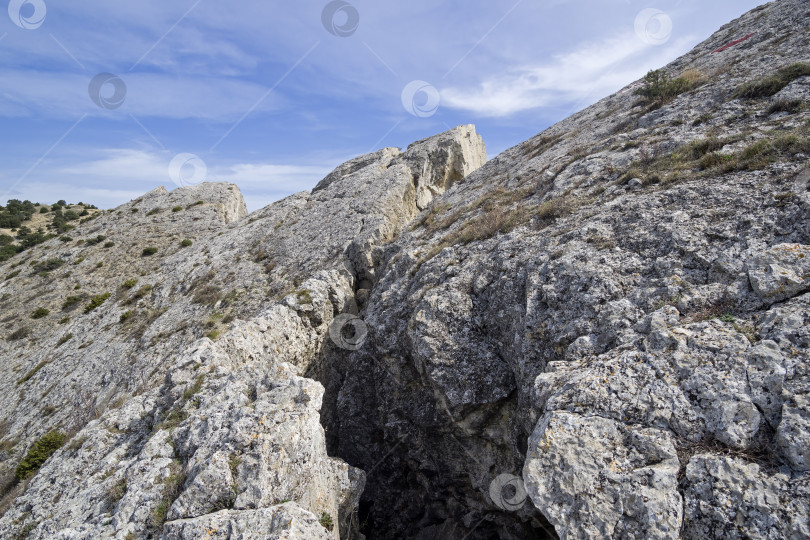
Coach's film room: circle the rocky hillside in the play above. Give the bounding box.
[1,0,810,538]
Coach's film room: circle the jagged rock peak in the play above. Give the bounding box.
[314,124,486,208]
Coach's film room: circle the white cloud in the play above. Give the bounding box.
[11,148,336,212]
[57,149,169,181]
[440,32,698,117]
[207,162,335,211]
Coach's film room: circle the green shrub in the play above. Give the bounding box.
[95,262,104,268]
[733,134,810,170]
[142,247,158,257]
[84,292,111,313]
[635,70,693,104]
[131,208,139,213]
[686,138,726,160]
[734,63,810,98]
[319,512,334,531]
[0,244,22,263]
[57,333,73,346]
[119,310,133,323]
[122,278,138,289]
[149,461,186,527]
[172,206,183,212]
[180,239,192,248]
[85,235,107,246]
[15,431,66,480]
[59,316,70,324]
[146,208,161,216]
[5,269,21,280]
[103,241,115,248]
[31,307,50,319]
[35,258,65,272]
[62,295,82,310]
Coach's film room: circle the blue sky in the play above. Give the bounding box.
[0,0,764,211]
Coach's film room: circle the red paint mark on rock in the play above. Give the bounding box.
[713,32,756,53]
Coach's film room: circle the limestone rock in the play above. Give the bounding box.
[2,0,810,538]
[161,504,333,540]
[0,126,485,539]
[683,455,810,539]
[524,412,682,540]
[747,243,810,303]
[330,1,810,537]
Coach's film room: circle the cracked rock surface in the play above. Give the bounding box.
[2,1,810,538]
[0,127,485,539]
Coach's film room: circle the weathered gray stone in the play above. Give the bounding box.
[0,126,485,539]
[524,411,682,540]
[683,454,810,539]
[1,1,810,538]
[748,243,810,303]
[161,504,333,540]
[777,395,810,472]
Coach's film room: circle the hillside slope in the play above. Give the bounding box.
[1,0,810,538]
[0,129,486,539]
[331,0,810,538]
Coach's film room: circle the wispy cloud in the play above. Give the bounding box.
[441,33,698,117]
[0,0,767,210]
[14,148,335,211]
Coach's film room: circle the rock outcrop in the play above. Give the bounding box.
[0,128,486,539]
[1,0,810,538]
[330,0,810,538]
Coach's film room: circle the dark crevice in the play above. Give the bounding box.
[313,340,558,539]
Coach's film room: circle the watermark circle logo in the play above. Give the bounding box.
[401,80,440,118]
[169,153,207,188]
[634,8,672,46]
[329,314,368,351]
[88,73,127,110]
[321,0,359,37]
[8,0,46,29]
[489,473,527,512]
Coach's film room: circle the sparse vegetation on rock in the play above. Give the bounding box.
[0,3,809,539]
[14,432,66,481]
[734,62,810,98]
[30,308,50,319]
[84,293,111,313]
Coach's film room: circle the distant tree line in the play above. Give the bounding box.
[0,199,99,262]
